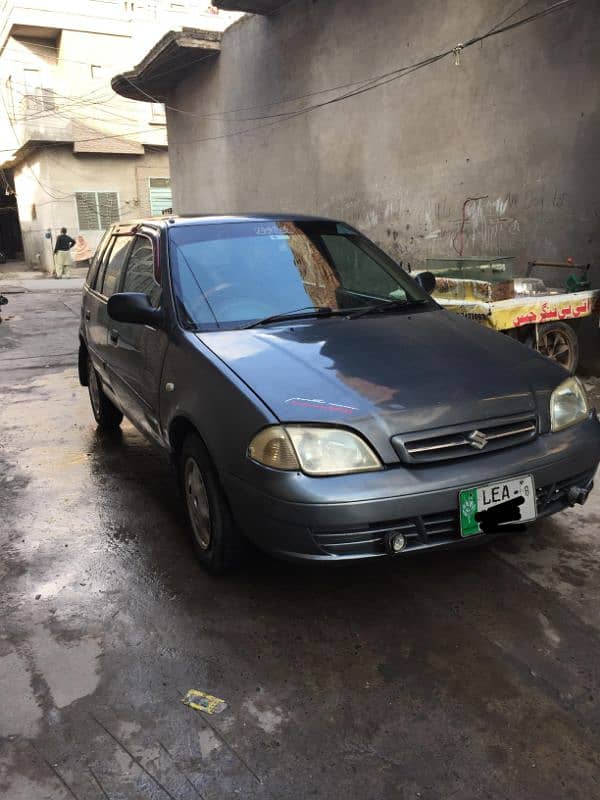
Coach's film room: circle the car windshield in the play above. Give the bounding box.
[168,220,430,330]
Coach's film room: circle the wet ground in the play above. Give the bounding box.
[1,284,600,799]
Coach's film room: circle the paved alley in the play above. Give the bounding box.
[1,285,600,799]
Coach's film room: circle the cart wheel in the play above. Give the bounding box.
[536,321,579,374]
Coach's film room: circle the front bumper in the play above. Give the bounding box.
[222,417,600,561]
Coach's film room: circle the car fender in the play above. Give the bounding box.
[159,332,278,477]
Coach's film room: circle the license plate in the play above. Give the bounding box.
[459,475,536,537]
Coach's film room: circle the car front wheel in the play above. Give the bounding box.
[87,356,123,429]
[179,433,243,574]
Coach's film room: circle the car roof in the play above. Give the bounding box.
[110,213,342,235]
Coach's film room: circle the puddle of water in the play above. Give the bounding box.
[29,626,102,710]
[243,699,285,734]
[0,651,42,737]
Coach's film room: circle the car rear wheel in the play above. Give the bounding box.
[87,356,123,429]
[536,321,579,374]
[179,433,243,574]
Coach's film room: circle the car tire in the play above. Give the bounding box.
[536,321,579,374]
[87,356,123,429]
[179,432,243,574]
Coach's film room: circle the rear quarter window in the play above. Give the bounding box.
[100,235,134,298]
[87,230,111,289]
[121,236,161,306]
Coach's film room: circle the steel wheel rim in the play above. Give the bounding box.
[539,330,573,369]
[88,362,101,416]
[185,458,211,550]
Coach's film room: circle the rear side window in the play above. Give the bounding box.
[87,229,111,288]
[121,236,161,307]
[99,235,134,297]
[92,236,115,292]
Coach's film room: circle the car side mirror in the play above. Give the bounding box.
[415,271,436,294]
[107,292,164,328]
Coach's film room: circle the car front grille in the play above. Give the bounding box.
[311,470,595,558]
[392,414,537,464]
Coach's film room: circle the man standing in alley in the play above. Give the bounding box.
[53,227,76,279]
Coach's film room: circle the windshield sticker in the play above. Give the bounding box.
[285,397,358,415]
[254,224,285,236]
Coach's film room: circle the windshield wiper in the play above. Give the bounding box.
[242,306,336,329]
[349,298,428,320]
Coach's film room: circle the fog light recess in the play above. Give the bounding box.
[386,531,407,555]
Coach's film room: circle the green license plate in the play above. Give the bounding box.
[459,474,536,537]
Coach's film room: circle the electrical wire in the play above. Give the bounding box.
[121,0,576,128]
[4,0,570,130]
[485,0,533,35]
[244,0,576,123]
[3,81,116,119]
[7,103,140,128]
[0,0,578,157]
[0,90,75,199]
[5,80,121,105]
[0,47,115,69]
[3,103,167,164]
[0,126,161,156]
[6,85,156,128]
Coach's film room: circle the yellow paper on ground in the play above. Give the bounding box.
[182,689,227,715]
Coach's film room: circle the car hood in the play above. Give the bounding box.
[197,309,565,456]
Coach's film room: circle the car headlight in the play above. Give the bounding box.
[248,425,382,475]
[550,377,590,432]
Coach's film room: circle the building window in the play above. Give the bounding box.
[75,191,120,230]
[90,65,107,80]
[151,102,166,123]
[22,68,55,113]
[148,177,172,217]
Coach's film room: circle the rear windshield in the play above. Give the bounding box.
[168,220,429,330]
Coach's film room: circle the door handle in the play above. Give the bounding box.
[85,310,91,320]
[109,329,119,344]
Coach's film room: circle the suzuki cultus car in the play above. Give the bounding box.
[79,215,600,572]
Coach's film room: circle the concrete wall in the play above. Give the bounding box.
[14,146,169,270]
[168,0,600,280]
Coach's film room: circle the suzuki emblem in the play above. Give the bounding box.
[468,430,488,449]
